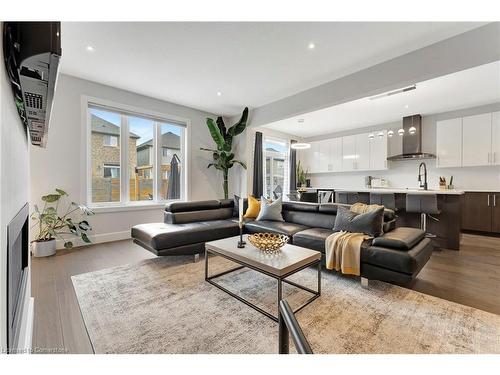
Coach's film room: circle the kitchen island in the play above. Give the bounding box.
[306,187,464,250]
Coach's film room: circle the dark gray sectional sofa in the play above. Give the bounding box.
[131,199,433,286]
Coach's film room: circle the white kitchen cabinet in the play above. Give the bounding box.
[342,135,356,171]
[298,145,312,173]
[317,139,330,173]
[369,130,388,170]
[462,113,492,167]
[330,137,343,172]
[355,133,370,170]
[492,111,500,165]
[304,141,320,173]
[436,118,462,168]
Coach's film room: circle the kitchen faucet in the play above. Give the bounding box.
[418,162,428,190]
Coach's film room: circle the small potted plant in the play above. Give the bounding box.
[296,161,308,192]
[31,188,94,257]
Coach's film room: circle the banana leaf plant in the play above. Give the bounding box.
[31,188,95,249]
[201,107,249,199]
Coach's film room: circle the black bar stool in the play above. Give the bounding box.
[406,194,440,238]
[337,192,369,205]
[370,192,396,211]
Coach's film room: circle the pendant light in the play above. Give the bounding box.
[291,119,311,149]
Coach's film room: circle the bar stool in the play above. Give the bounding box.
[406,194,440,238]
[337,192,369,205]
[299,192,318,203]
[370,192,397,211]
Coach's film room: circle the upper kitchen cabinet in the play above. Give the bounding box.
[438,111,500,168]
[355,133,371,171]
[300,130,387,173]
[342,135,357,171]
[492,111,500,165]
[317,140,330,172]
[436,118,462,168]
[462,113,492,167]
[329,137,343,172]
[369,130,388,170]
[300,142,319,173]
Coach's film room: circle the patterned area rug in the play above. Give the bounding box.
[72,255,500,354]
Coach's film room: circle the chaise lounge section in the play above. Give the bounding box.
[131,199,433,286]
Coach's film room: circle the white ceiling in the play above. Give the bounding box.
[263,60,500,138]
[60,22,485,116]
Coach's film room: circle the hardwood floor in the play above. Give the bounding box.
[31,240,156,353]
[31,233,500,354]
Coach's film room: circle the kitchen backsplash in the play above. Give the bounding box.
[309,159,500,191]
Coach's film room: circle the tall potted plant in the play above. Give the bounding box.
[31,188,94,257]
[201,107,248,199]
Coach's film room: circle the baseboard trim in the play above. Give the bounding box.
[15,296,34,354]
[55,230,131,250]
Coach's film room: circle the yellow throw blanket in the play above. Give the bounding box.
[324,203,384,276]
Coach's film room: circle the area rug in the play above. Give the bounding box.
[72,255,500,354]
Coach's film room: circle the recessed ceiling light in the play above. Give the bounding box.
[307,42,315,50]
[404,104,409,109]
[217,92,222,97]
[86,45,95,52]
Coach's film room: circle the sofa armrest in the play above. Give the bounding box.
[372,227,425,250]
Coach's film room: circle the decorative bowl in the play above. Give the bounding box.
[248,233,289,253]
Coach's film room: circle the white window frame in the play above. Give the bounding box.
[81,96,191,212]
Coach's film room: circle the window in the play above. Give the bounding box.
[88,101,187,207]
[103,135,118,147]
[103,164,120,178]
[263,137,289,200]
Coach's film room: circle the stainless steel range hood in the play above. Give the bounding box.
[387,114,436,161]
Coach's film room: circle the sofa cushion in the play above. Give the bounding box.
[164,207,234,224]
[362,237,433,274]
[282,210,335,229]
[383,219,396,234]
[256,196,284,222]
[131,220,239,250]
[333,205,385,237]
[282,201,319,213]
[292,228,334,252]
[371,227,425,250]
[166,200,221,213]
[319,203,396,221]
[244,220,309,238]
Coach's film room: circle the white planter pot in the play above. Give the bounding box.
[32,239,56,257]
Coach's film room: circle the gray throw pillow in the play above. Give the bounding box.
[256,196,284,222]
[333,205,384,237]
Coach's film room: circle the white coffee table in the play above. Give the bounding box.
[205,235,322,322]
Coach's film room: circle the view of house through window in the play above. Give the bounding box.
[90,108,122,203]
[131,116,155,201]
[263,137,288,200]
[89,104,185,205]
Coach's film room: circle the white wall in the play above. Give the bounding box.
[1,41,31,350]
[305,103,500,191]
[30,74,223,246]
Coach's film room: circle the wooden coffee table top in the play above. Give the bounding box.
[205,235,321,277]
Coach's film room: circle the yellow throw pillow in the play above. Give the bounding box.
[244,195,260,219]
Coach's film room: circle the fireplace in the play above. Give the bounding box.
[7,203,29,353]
